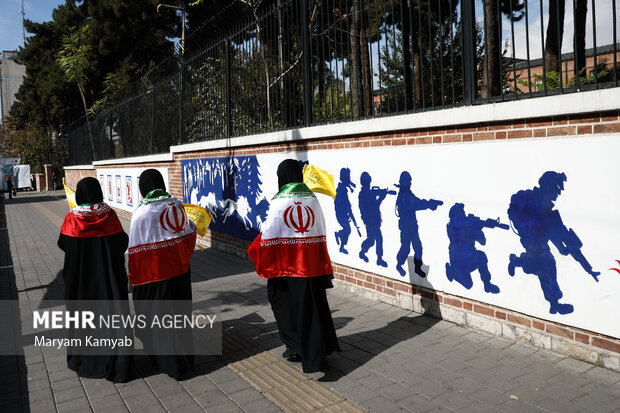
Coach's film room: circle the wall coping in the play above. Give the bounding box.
[68,87,619,168]
[91,152,173,166]
[64,164,94,170]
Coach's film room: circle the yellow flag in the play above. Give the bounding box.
[183,203,213,237]
[303,164,336,199]
[63,178,77,210]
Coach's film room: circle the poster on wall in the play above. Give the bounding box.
[125,176,133,207]
[181,134,620,340]
[97,167,169,213]
[107,175,112,201]
[115,175,122,204]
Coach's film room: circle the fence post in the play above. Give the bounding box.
[226,38,233,138]
[301,0,312,126]
[150,88,156,153]
[461,0,477,105]
[179,58,185,145]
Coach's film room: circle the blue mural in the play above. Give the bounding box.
[445,203,509,294]
[395,171,443,278]
[358,172,395,267]
[334,168,360,254]
[182,156,269,241]
[507,171,600,315]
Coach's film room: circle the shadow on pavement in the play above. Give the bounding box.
[0,199,31,412]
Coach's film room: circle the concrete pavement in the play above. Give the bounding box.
[1,191,619,412]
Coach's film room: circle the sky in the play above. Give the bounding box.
[0,0,62,53]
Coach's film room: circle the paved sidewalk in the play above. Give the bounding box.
[1,191,619,413]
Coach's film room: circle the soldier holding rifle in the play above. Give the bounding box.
[446,203,509,294]
[358,172,395,267]
[507,171,600,315]
[394,171,443,278]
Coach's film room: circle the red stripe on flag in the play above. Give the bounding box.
[128,232,197,285]
[248,233,333,279]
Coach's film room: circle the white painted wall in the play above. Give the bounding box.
[247,134,620,339]
[96,167,169,213]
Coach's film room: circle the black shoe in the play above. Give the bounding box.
[282,348,300,361]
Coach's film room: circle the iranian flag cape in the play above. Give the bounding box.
[61,203,124,238]
[248,183,333,279]
[128,190,197,286]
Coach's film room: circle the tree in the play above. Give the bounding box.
[544,0,565,75]
[481,0,525,98]
[58,24,95,152]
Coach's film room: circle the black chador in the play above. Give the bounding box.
[58,177,133,383]
[128,169,197,380]
[248,159,340,373]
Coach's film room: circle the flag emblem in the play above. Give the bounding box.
[159,202,186,233]
[284,202,315,234]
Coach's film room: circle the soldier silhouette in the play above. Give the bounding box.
[445,203,508,293]
[358,172,395,267]
[508,171,600,315]
[334,168,360,254]
[395,171,442,277]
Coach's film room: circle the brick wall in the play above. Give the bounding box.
[64,108,620,372]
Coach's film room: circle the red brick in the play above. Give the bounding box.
[373,276,386,287]
[568,113,600,124]
[473,304,494,317]
[443,297,463,308]
[392,138,407,146]
[507,314,532,328]
[533,129,547,137]
[593,123,620,134]
[370,140,384,147]
[546,324,574,339]
[376,286,384,293]
[461,126,477,132]
[416,137,433,145]
[420,290,437,300]
[495,131,507,139]
[547,126,576,136]
[488,123,509,131]
[601,111,619,122]
[443,135,462,143]
[476,125,488,131]
[553,116,569,125]
[577,125,593,135]
[507,130,532,139]
[575,332,590,345]
[462,134,473,142]
[591,337,620,353]
[394,283,412,293]
[463,302,473,311]
[407,138,416,145]
[527,117,553,128]
[363,281,374,289]
[495,311,507,320]
[386,281,394,289]
[473,132,494,141]
[433,136,442,144]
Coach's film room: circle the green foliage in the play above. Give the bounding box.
[518,67,609,92]
[57,25,93,86]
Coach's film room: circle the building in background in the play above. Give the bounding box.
[0,50,25,121]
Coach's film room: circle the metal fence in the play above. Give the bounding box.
[66,0,620,165]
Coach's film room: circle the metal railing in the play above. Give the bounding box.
[66,0,619,165]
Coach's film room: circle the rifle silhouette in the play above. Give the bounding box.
[549,210,600,282]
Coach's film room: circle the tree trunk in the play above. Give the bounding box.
[361,29,372,117]
[544,0,566,74]
[574,0,587,78]
[77,82,96,158]
[482,0,501,98]
[402,0,413,110]
[349,0,361,118]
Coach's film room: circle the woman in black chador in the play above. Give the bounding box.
[248,159,340,373]
[58,177,132,382]
[128,169,196,380]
